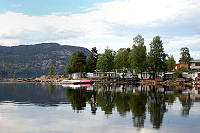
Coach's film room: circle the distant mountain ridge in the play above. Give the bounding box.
[0,43,91,78]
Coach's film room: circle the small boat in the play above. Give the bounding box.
[61,79,93,84]
[80,80,93,84]
[62,79,81,84]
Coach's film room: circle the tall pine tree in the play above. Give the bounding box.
[65,49,86,74]
[49,64,56,75]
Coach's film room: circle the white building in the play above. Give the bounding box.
[72,73,87,79]
[137,72,151,79]
[190,59,200,70]
[188,72,200,80]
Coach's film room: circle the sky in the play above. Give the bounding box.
[0,0,200,61]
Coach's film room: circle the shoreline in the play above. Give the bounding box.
[1,76,200,87]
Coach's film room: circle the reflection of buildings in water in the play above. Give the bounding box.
[88,85,154,93]
[155,85,165,93]
[86,85,93,91]
[62,84,81,89]
[94,85,136,93]
[90,93,97,115]
[189,87,200,102]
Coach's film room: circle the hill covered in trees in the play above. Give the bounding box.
[0,43,91,78]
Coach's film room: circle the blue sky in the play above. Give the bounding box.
[0,0,108,15]
[0,0,200,61]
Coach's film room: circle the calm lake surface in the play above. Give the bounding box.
[0,82,200,133]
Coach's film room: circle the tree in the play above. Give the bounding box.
[49,64,56,75]
[173,70,183,78]
[96,48,115,72]
[114,48,130,72]
[179,47,193,65]
[129,35,147,78]
[65,51,77,74]
[147,36,167,79]
[90,47,99,72]
[85,57,93,73]
[85,47,99,72]
[166,55,176,72]
[13,71,17,79]
[74,49,86,73]
[65,49,86,74]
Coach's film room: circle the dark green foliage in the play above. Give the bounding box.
[114,48,130,72]
[65,49,86,74]
[84,47,99,73]
[179,47,193,65]
[96,48,115,72]
[167,55,176,72]
[129,35,147,75]
[65,88,92,110]
[85,57,93,73]
[96,90,115,114]
[49,64,56,75]
[74,49,86,73]
[0,43,90,77]
[147,89,167,129]
[49,84,56,95]
[148,36,167,78]
[173,70,183,78]
[13,71,17,79]
[89,47,99,72]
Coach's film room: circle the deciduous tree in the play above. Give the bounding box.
[114,48,130,72]
[96,48,115,72]
[179,47,193,65]
[129,35,147,78]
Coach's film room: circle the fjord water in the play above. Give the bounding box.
[0,82,200,133]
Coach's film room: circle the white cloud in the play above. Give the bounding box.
[51,12,71,16]
[10,4,22,8]
[0,0,200,58]
[164,38,200,61]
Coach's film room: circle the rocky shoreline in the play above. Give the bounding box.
[1,75,200,87]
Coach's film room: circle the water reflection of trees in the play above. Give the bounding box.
[49,84,56,95]
[179,94,194,117]
[129,90,147,129]
[64,85,194,129]
[65,87,92,111]
[147,86,167,129]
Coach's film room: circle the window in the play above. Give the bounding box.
[195,63,200,66]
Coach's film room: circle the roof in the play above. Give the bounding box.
[165,72,174,74]
[190,59,200,63]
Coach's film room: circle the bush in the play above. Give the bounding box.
[173,70,183,78]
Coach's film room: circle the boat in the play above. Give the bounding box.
[80,80,93,84]
[62,79,81,84]
[61,79,93,84]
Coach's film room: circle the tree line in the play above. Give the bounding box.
[49,35,193,79]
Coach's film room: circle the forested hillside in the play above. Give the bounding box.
[0,43,91,78]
